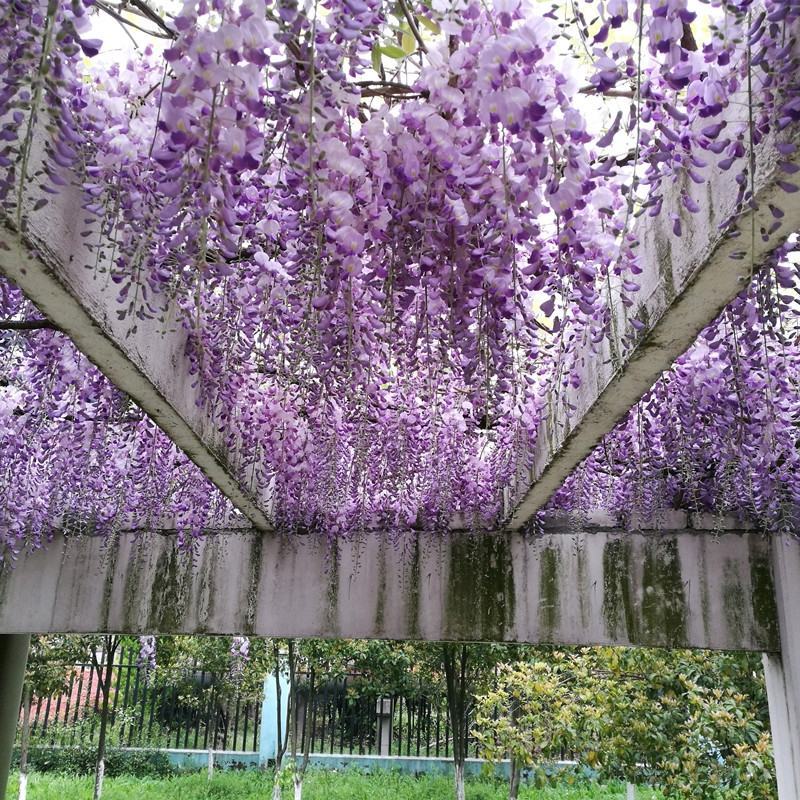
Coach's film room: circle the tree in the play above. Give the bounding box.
[590,648,775,800]
[270,641,291,800]
[442,644,471,800]
[473,660,576,799]
[88,635,121,800]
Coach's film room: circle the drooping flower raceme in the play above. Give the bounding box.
[0,0,798,549]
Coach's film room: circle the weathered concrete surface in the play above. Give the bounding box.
[507,101,800,529]
[763,535,800,799]
[0,526,778,651]
[0,128,271,531]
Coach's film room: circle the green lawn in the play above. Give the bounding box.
[6,770,663,799]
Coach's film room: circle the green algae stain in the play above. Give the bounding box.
[120,538,142,633]
[325,538,340,634]
[244,533,263,635]
[749,540,779,651]
[655,232,676,302]
[722,559,746,645]
[538,546,560,639]
[100,535,122,631]
[374,536,387,634]
[575,544,589,629]
[446,534,514,641]
[602,539,637,643]
[149,541,184,634]
[406,537,421,639]
[640,537,687,647]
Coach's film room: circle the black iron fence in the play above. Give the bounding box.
[21,647,261,752]
[20,652,516,760]
[293,675,481,758]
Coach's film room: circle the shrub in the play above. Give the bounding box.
[15,746,175,778]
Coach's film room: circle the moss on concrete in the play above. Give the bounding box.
[749,539,779,651]
[244,533,263,634]
[538,546,560,638]
[446,534,514,640]
[406,536,421,639]
[374,536,387,634]
[602,539,637,643]
[148,541,184,634]
[640,537,687,647]
[722,559,746,645]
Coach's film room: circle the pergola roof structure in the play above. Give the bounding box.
[2,0,800,794]
[0,0,798,632]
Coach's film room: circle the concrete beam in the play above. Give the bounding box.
[764,535,800,799]
[0,129,271,531]
[507,109,800,529]
[0,526,778,650]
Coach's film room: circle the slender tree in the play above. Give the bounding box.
[271,641,291,800]
[442,644,470,800]
[89,635,121,800]
[288,641,315,800]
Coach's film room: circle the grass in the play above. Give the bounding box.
[6,769,664,799]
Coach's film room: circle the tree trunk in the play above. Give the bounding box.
[271,780,282,800]
[509,758,522,800]
[290,662,314,800]
[454,762,465,800]
[442,644,470,800]
[18,685,31,800]
[92,637,117,800]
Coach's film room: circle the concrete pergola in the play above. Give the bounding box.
[2,81,800,799]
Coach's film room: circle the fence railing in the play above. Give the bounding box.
[293,677,477,758]
[22,648,261,752]
[21,653,568,763]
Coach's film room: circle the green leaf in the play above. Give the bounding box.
[401,30,416,54]
[379,43,406,59]
[418,15,440,34]
[371,43,382,73]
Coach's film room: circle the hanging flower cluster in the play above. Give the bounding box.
[0,281,237,562]
[552,243,800,533]
[0,0,798,544]
[228,635,250,683]
[138,635,157,682]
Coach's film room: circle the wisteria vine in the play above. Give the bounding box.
[0,0,799,552]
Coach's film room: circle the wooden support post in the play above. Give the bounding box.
[764,534,800,799]
[0,635,30,798]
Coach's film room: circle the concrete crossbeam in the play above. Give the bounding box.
[0,526,778,651]
[0,128,271,531]
[507,110,800,528]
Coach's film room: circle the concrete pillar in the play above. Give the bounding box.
[259,669,290,767]
[0,635,30,798]
[764,534,800,799]
[376,697,392,756]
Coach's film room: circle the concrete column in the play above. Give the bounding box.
[0,635,30,798]
[259,669,290,767]
[376,698,392,756]
[764,534,800,799]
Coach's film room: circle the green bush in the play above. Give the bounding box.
[16,747,175,778]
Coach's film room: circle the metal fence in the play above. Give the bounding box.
[22,648,261,752]
[293,676,481,758]
[22,653,501,760]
